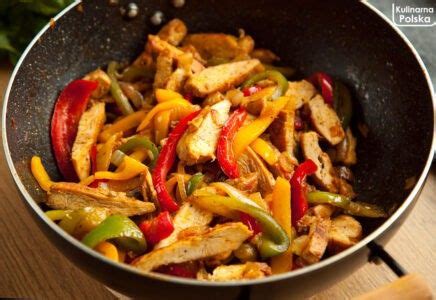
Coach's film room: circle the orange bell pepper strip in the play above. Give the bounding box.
[30,156,53,192]
[95,241,119,262]
[94,155,147,181]
[250,138,279,165]
[155,89,184,103]
[137,99,191,131]
[98,110,146,142]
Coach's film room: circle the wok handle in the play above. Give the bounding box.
[353,273,432,300]
[355,242,433,300]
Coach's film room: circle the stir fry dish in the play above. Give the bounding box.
[31,19,386,281]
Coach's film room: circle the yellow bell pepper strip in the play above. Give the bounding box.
[154,110,171,144]
[107,61,134,115]
[250,138,279,165]
[94,152,147,181]
[80,175,96,186]
[82,215,147,253]
[241,70,289,100]
[129,148,149,162]
[45,210,72,221]
[118,137,159,168]
[169,105,200,123]
[95,241,119,262]
[307,191,387,218]
[137,99,192,131]
[96,132,122,172]
[233,96,289,158]
[99,110,146,142]
[192,183,290,259]
[155,88,184,103]
[270,177,292,274]
[30,156,53,191]
[58,207,110,238]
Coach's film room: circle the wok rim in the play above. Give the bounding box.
[1,0,435,287]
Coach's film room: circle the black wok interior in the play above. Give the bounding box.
[4,0,433,238]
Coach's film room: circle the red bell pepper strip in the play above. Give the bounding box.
[216,107,247,179]
[242,85,262,97]
[139,211,174,245]
[152,110,201,212]
[183,92,193,103]
[308,72,334,105]
[51,79,98,181]
[239,212,262,236]
[290,159,317,227]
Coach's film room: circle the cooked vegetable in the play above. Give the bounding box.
[98,110,146,142]
[118,137,159,168]
[242,70,289,100]
[153,110,201,212]
[139,211,174,245]
[107,61,135,115]
[217,107,247,178]
[333,81,353,129]
[290,159,318,227]
[82,215,147,253]
[308,72,334,105]
[186,173,204,196]
[51,79,98,181]
[31,156,53,191]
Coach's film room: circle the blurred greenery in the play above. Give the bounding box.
[0,0,74,64]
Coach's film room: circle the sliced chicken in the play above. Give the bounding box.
[269,97,296,155]
[83,69,111,98]
[237,147,276,194]
[148,35,204,73]
[177,99,231,165]
[200,262,271,281]
[300,217,331,264]
[285,80,317,109]
[328,215,362,254]
[251,48,280,64]
[185,59,261,97]
[157,18,187,46]
[226,172,259,194]
[183,33,254,65]
[47,182,155,216]
[307,95,345,145]
[153,51,174,89]
[300,131,338,193]
[141,168,157,203]
[155,203,213,249]
[132,222,252,272]
[164,53,193,92]
[72,102,106,180]
[270,152,297,180]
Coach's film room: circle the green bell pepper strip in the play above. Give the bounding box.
[118,137,159,168]
[263,64,296,78]
[108,61,135,115]
[307,191,386,218]
[119,65,154,82]
[186,173,204,196]
[241,70,289,100]
[194,182,290,258]
[333,81,353,129]
[82,215,147,253]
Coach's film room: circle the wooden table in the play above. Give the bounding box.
[0,66,434,299]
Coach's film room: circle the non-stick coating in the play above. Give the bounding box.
[3,0,434,298]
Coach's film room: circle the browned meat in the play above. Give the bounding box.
[226,172,259,194]
[270,152,298,180]
[132,222,252,272]
[199,262,271,281]
[177,100,231,165]
[311,204,336,219]
[47,182,155,216]
[285,80,317,109]
[185,59,261,97]
[155,203,213,249]
[183,33,254,65]
[300,217,331,264]
[237,147,276,195]
[328,215,362,254]
[307,95,345,145]
[157,18,187,46]
[83,69,111,98]
[72,102,106,180]
[269,97,296,155]
[300,131,338,193]
[250,49,280,64]
[153,51,173,89]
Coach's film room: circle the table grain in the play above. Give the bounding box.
[0,66,434,299]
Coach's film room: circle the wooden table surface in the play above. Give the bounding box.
[0,66,434,299]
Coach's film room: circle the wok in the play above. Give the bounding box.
[2,0,435,299]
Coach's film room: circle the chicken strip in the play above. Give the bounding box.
[47,182,155,216]
[83,69,111,99]
[132,222,252,272]
[237,147,276,195]
[300,217,331,264]
[155,203,213,249]
[307,95,345,145]
[157,18,187,46]
[269,96,296,155]
[72,102,106,180]
[285,80,317,109]
[300,131,338,193]
[199,262,271,281]
[185,59,261,97]
[328,215,362,254]
[177,99,231,165]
